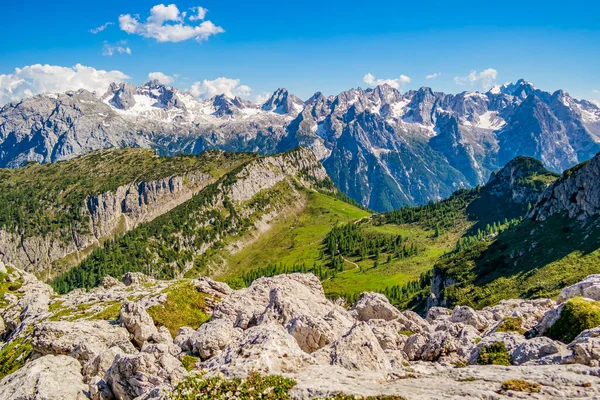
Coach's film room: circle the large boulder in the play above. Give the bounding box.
[120,302,160,347]
[193,277,233,298]
[511,337,568,365]
[31,320,136,380]
[314,322,391,371]
[350,292,403,321]
[404,322,480,361]
[202,323,312,376]
[558,275,600,303]
[0,355,87,399]
[450,306,490,331]
[569,326,600,366]
[468,332,527,365]
[189,318,243,359]
[106,349,187,400]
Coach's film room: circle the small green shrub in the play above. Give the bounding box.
[546,297,600,343]
[496,317,525,334]
[0,336,32,379]
[502,379,541,393]
[169,371,297,399]
[398,330,415,337]
[147,282,211,337]
[181,355,199,372]
[91,302,122,321]
[477,342,510,366]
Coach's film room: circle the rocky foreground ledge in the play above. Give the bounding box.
[1,264,600,399]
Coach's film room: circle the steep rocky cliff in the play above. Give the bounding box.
[530,152,600,221]
[0,148,257,278]
[50,147,338,293]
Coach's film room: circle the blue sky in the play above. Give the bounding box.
[1,0,599,103]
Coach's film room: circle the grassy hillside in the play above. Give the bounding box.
[434,213,600,309]
[0,147,256,238]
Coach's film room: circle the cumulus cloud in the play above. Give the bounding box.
[90,22,113,34]
[454,68,498,90]
[425,73,441,79]
[362,73,411,90]
[148,71,175,84]
[254,92,272,105]
[102,41,132,56]
[189,6,208,21]
[188,77,251,99]
[0,64,129,105]
[119,3,224,43]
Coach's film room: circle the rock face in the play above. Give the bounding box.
[2,79,599,211]
[557,274,600,302]
[0,169,213,276]
[0,355,87,399]
[530,153,600,221]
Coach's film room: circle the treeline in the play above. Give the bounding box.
[51,182,250,294]
[324,223,418,263]
[455,217,522,251]
[378,188,478,231]
[238,262,335,287]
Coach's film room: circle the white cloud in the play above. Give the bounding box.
[148,72,175,84]
[454,68,498,90]
[593,90,600,94]
[90,22,113,34]
[592,100,600,107]
[188,77,252,99]
[0,64,129,105]
[254,92,272,104]
[102,41,132,56]
[189,6,208,21]
[362,73,411,90]
[425,72,441,79]
[119,3,224,43]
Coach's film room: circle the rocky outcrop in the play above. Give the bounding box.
[530,153,600,221]
[558,274,600,302]
[0,170,213,276]
[0,355,87,399]
[3,271,600,399]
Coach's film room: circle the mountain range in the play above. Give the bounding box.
[1,79,599,211]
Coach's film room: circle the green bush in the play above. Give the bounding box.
[477,342,511,366]
[502,379,541,393]
[169,371,297,399]
[546,297,600,343]
[496,317,525,334]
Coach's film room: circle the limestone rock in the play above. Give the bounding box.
[193,277,233,298]
[202,323,312,376]
[190,318,243,360]
[0,355,87,400]
[173,327,196,353]
[426,307,453,323]
[468,332,527,365]
[450,305,490,331]
[569,326,600,366]
[120,302,160,347]
[31,320,136,380]
[350,292,402,322]
[511,337,568,365]
[558,275,600,302]
[314,322,391,371]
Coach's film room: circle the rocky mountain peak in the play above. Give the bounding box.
[261,88,304,114]
[530,152,600,221]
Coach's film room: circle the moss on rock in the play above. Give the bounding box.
[546,297,600,343]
